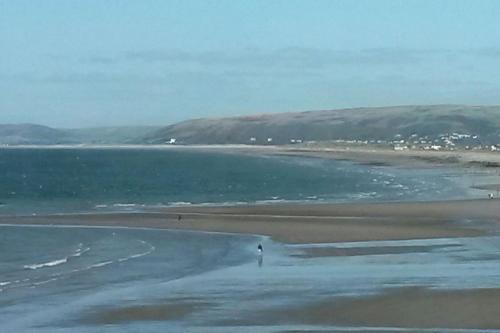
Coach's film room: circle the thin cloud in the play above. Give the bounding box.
[79,47,429,70]
[121,47,424,68]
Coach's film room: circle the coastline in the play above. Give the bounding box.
[4,201,500,331]
[3,143,499,169]
[234,287,500,330]
[5,198,497,331]
[2,198,498,244]
[3,146,500,331]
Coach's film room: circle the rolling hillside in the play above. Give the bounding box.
[2,105,499,146]
[0,124,159,145]
[0,124,72,145]
[142,105,500,145]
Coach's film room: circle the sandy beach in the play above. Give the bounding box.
[80,287,500,330]
[233,287,500,330]
[4,198,500,330]
[82,299,211,325]
[6,143,500,169]
[3,198,498,244]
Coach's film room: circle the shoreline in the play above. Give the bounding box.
[230,287,500,330]
[4,198,500,331]
[2,198,498,244]
[2,143,499,169]
[3,146,500,331]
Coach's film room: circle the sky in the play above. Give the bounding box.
[1,0,500,128]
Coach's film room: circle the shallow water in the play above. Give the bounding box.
[3,225,500,332]
[0,149,495,332]
[0,225,258,332]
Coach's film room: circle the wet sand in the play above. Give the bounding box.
[83,300,210,324]
[2,199,498,244]
[261,287,500,330]
[84,287,500,330]
[272,146,500,169]
[4,199,500,331]
[292,243,461,258]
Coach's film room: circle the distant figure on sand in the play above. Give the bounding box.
[489,193,494,199]
[178,214,182,221]
[257,244,263,254]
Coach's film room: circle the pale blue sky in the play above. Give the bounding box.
[1,0,500,127]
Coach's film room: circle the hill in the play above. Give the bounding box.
[0,124,160,145]
[142,105,500,145]
[0,124,72,145]
[64,126,160,144]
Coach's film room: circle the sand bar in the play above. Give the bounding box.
[82,300,210,324]
[4,144,500,169]
[2,199,498,244]
[252,287,500,330]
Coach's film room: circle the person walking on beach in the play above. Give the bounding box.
[257,243,264,267]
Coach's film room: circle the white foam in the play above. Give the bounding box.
[118,241,155,262]
[72,247,90,257]
[168,201,192,206]
[95,204,108,208]
[0,281,11,287]
[113,203,137,207]
[32,277,59,286]
[255,199,289,204]
[90,261,113,268]
[24,257,68,270]
[23,243,90,270]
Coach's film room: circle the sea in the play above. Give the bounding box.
[1,148,492,332]
[0,147,472,215]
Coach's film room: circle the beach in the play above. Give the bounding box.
[2,147,500,332]
[7,143,500,169]
[250,287,500,330]
[3,198,500,331]
[3,198,497,243]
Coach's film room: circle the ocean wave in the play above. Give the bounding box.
[113,203,137,207]
[255,199,289,204]
[118,240,155,262]
[32,277,59,286]
[72,242,154,272]
[24,243,89,270]
[0,281,11,287]
[195,201,249,206]
[89,261,113,268]
[24,258,68,270]
[72,245,90,257]
[168,201,192,206]
[349,192,379,200]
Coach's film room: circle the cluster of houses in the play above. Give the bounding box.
[167,138,176,144]
[390,132,499,152]
[165,132,499,151]
[249,137,303,144]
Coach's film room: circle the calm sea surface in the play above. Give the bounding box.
[0,148,468,215]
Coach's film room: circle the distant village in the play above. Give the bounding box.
[319,132,499,152]
[165,132,499,152]
[373,132,498,152]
